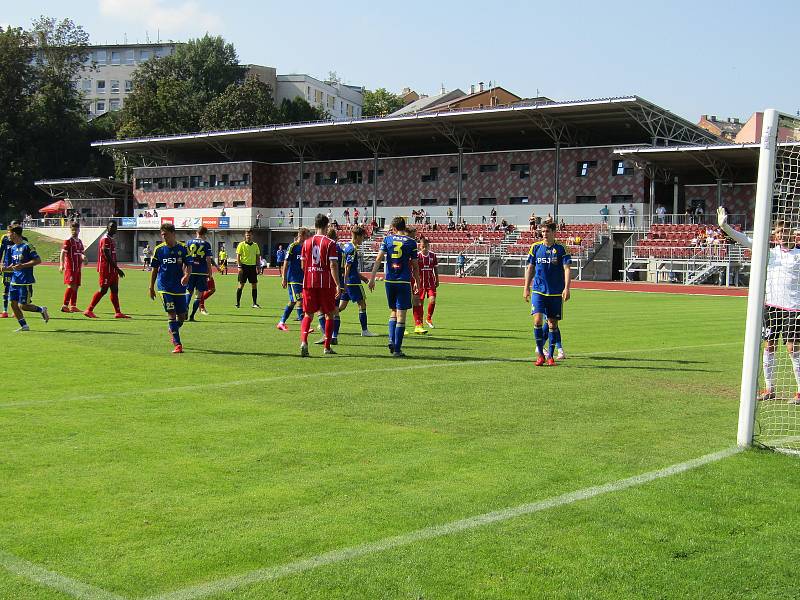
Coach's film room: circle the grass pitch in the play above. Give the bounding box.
[1,268,798,599]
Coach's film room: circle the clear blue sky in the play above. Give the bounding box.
[5,0,799,121]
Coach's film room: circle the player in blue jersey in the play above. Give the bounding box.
[523,221,571,366]
[368,216,421,357]
[337,225,378,337]
[1,221,24,318]
[277,227,311,331]
[185,225,217,322]
[1,225,49,331]
[149,223,192,353]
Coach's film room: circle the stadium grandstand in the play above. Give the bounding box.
[25,95,769,283]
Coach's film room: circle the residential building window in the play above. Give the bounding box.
[96,100,106,112]
[306,85,311,99]
[327,95,335,110]
[111,51,121,65]
[124,80,133,93]
[367,169,384,184]
[97,80,106,93]
[314,89,323,104]
[139,49,152,61]
[509,196,529,204]
[612,160,633,176]
[110,80,120,94]
[95,50,107,64]
[82,79,92,92]
[478,197,497,205]
[510,163,530,178]
[155,47,169,58]
[346,104,354,117]
[173,202,185,208]
[575,195,597,203]
[420,198,438,206]
[611,194,634,203]
[109,98,121,111]
[125,49,134,65]
[479,163,498,173]
[576,160,597,177]
[421,167,438,182]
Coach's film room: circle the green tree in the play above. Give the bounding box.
[277,97,327,123]
[200,76,277,131]
[119,35,245,138]
[361,88,404,117]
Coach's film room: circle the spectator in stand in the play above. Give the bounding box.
[477,233,485,244]
[567,235,575,246]
[684,207,692,224]
[447,207,454,219]
[220,207,226,217]
[490,209,497,228]
[278,210,285,226]
[289,208,294,225]
[448,217,455,231]
[353,207,360,224]
[370,216,378,230]
[690,235,699,247]
[618,205,627,228]
[628,203,636,229]
[574,235,581,245]
[529,212,537,231]
[344,207,350,224]
[255,212,262,228]
[559,218,566,230]
[656,204,667,224]
[482,214,487,224]
[546,212,553,224]
[141,244,151,271]
[153,209,159,217]
[332,219,340,230]
[694,205,704,224]
[326,208,333,222]
[411,209,418,224]
[599,205,610,224]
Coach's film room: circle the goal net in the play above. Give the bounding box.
[739,110,800,453]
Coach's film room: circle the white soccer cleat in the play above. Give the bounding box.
[361,330,378,337]
[15,324,30,332]
[200,308,209,316]
[40,307,50,323]
[425,320,435,328]
[556,349,566,360]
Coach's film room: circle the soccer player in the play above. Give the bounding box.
[1,225,49,331]
[185,226,216,321]
[84,221,130,319]
[719,207,800,402]
[218,246,228,275]
[235,230,260,308]
[523,221,571,367]
[141,243,151,271]
[277,227,310,331]
[413,236,439,332]
[197,274,215,315]
[338,225,378,337]
[1,221,23,318]
[59,222,86,313]
[369,216,421,358]
[315,226,343,345]
[456,252,466,277]
[299,214,340,357]
[149,223,192,353]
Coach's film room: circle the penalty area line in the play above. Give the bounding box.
[0,342,735,410]
[0,550,125,600]
[146,446,742,600]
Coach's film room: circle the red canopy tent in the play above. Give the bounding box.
[38,199,69,214]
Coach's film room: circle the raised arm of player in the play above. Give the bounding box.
[368,249,384,291]
[523,263,533,302]
[718,207,752,248]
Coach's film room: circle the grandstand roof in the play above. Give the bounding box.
[612,143,765,184]
[34,177,132,199]
[91,96,721,166]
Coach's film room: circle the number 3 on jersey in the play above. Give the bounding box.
[391,240,403,259]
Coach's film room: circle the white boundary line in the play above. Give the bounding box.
[0,342,735,410]
[0,550,125,600]
[144,447,742,600]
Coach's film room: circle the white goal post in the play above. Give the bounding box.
[737,109,800,452]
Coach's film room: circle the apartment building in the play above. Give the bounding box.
[276,74,363,120]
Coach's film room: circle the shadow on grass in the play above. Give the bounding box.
[571,364,718,373]
[40,328,138,335]
[579,355,707,365]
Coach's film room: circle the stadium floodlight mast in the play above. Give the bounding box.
[737,108,800,453]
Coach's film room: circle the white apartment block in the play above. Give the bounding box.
[276,74,363,121]
[74,44,178,118]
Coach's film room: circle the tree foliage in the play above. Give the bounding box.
[361,88,404,117]
[200,76,276,131]
[118,35,245,138]
[0,19,112,220]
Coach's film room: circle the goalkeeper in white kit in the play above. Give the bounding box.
[718,206,800,403]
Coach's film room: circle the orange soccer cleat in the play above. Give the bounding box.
[114,313,132,319]
[172,344,184,354]
[535,355,546,367]
[83,310,98,318]
[546,357,557,367]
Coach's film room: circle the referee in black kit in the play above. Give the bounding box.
[235,229,261,308]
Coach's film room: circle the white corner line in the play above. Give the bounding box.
[0,550,126,600]
[144,446,742,600]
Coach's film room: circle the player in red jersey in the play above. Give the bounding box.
[413,236,439,332]
[84,221,130,319]
[299,213,341,357]
[59,222,86,313]
[197,274,216,315]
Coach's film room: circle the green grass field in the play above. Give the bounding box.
[2,268,798,599]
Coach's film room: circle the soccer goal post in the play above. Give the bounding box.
[738,109,800,452]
